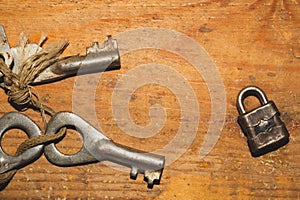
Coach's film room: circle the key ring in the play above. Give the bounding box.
[0,112,43,174]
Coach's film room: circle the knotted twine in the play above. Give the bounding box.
[0,39,70,185]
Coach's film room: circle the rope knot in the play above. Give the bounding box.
[7,85,31,106]
[1,71,30,107]
[0,40,69,110]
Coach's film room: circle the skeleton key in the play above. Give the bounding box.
[44,112,165,188]
[0,25,120,85]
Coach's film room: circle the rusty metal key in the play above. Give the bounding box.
[44,112,165,188]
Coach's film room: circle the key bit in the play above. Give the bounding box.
[93,139,164,188]
[44,112,165,188]
[144,170,163,187]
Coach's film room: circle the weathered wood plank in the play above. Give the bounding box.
[0,0,298,199]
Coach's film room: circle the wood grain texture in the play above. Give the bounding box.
[0,0,299,199]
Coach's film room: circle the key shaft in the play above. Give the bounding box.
[33,36,120,84]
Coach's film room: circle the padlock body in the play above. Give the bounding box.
[238,101,289,157]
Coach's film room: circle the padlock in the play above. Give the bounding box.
[236,86,289,157]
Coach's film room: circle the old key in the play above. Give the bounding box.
[0,25,120,85]
[44,112,165,188]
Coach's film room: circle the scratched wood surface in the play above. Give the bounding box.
[0,0,299,199]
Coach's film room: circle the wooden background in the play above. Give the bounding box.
[0,0,299,199]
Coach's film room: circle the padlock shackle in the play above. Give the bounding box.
[237,86,268,114]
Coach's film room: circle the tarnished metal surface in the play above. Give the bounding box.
[44,112,165,188]
[237,86,290,157]
[34,36,120,84]
[0,112,43,173]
